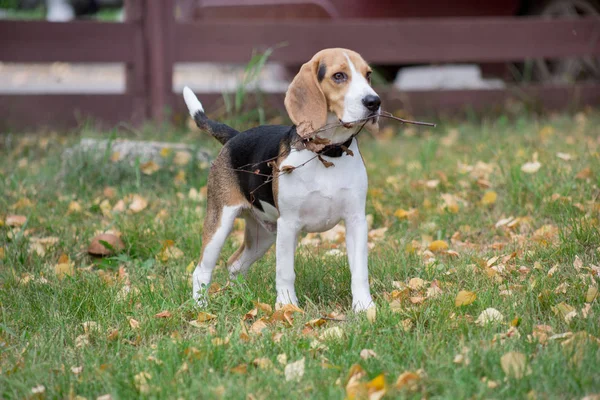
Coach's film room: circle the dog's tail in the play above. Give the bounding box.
[183,86,239,145]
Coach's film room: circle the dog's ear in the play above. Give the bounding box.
[284,58,327,139]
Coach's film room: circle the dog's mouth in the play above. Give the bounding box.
[339,113,379,129]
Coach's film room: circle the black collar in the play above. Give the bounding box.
[317,137,354,158]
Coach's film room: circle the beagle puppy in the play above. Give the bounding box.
[183,48,380,311]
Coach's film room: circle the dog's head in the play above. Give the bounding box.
[285,48,380,138]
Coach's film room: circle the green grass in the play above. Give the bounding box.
[1,111,599,399]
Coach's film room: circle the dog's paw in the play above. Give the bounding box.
[276,290,299,308]
[352,296,374,312]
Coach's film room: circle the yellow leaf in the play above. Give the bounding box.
[366,306,377,324]
[481,190,497,206]
[394,208,419,221]
[253,301,273,314]
[366,374,387,400]
[230,364,248,374]
[186,261,196,273]
[429,240,449,252]
[174,170,186,185]
[110,152,121,162]
[55,262,74,279]
[0,247,4,260]
[305,318,327,328]
[196,312,216,322]
[500,352,531,379]
[455,290,476,307]
[159,147,172,157]
[253,357,273,370]
[586,286,598,303]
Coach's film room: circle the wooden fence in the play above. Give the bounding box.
[1,0,599,129]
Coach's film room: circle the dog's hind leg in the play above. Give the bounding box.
[193,202,241,305]
[228,215,276,280]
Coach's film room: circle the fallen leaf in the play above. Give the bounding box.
[429,240,449,252]
[277,353,287,365]
[129,318,140,330]
[55,262,75,279]
[250,318,269,335]
[360,349,377,360]
[253,301,273,314]
[128,195,148,213]
[455,290,476,307]
[481,191,497,206]
[88,234,125,256]
[196,312,216,322]
[395,371,420,391]
[319,326,344,341]
[71,365,83,375]
[586,286,598,303]
[366,306,377,323]
[67,201,83,214]
[140,161,160,175]
[31,385,46,394]
[552,302,577,323]
[366,374,387,400]
[305,318,327,328]
[575,167,592,180]
[284,358,305,382]
[500,351,531,379]
[230,364,247,374]
[521,161,541,174]
[476,308,504,325]
[211,337,229,346]
[154,310,172,319]
[6,215,27,227]
[556,152,574,161]
[253,357,273,370]
[408,277,426,290]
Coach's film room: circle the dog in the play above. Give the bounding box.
[183,48,380,311]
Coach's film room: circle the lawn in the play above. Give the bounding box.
[1,110,599,399]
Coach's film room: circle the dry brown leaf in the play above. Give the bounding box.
[366,306,377,323]
[250,318,269,335]
[575,167,592,180]
[395,371,420,391]
[360,349,378,360]
[305,318,327,328]
[128,195,148,213]
[230,364,247,374]
[408,277,426,290]
[88,234,125,256]
[6,214,27,227]
[244,308,258,321]
[107,329,119,341]
[128,318,140,330]
[252,357,273,370]
[154,310,172,319]
[196,312,216,322]
[455,290,477,307]
[173,151,192,166]
[253,301,273,314]
[67,201,83,214]
[140,161,160,175]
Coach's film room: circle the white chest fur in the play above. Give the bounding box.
[277,139,368,232]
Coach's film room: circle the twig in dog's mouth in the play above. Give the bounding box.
[378,110,436,127]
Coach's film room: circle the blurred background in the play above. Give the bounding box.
[0,0,599,130]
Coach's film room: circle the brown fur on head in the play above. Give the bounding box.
[284,48,378,138]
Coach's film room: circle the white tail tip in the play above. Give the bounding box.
[183,86,204,116]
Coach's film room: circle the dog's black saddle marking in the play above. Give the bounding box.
[226,125,354,211]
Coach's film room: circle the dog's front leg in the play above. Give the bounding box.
[345,214,373,311]
[275,218,299,306]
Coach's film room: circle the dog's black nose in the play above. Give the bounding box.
[362,95,381,112]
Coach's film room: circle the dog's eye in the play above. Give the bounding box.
[332,72,347,83]
[366,71,372,83]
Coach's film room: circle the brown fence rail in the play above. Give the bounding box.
[1,0,599,130]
